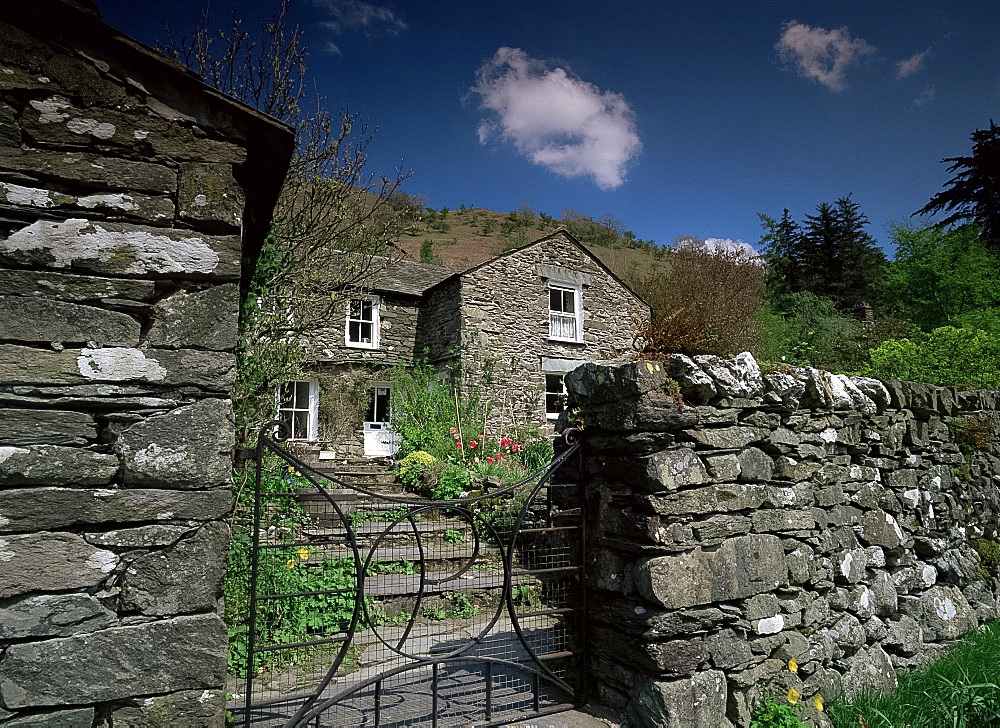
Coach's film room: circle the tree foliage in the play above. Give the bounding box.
[884,223,1000,332]
[759,195,885,309]
[917,120,1000,248]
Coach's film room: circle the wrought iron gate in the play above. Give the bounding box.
[228,423,586,727]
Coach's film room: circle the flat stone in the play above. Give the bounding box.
[106,688,226,728]
[146,284,240,351]
[683,426,768,450]
[0,614,226,708]
[0,218,241,280]
[0,408,96,445]
[705,629,753,670]
[178,162,244,230]
[690,514,751,540]
[628,670,731,728]
[121,522,228,616]
[842,645,897,699]
[84,524,193,548]
[0,345,235,389]
[0,180,174,222]
[858,509,905,548]
[0,444,118,486]
[0,531,116,599]
[737,447,773,482]
[0,268,156,302]
[118,400,234,489]
[904,585,978,641]
[0,101,18,147]
[702,453,739,481]
[751,509,814,533]
[0,147,175,194]
[643,447,709,490]
[0,487,231,534]
[0,594,115,639]
[0,295,140,345]
[637,534,786,609]
[0,708,95,726]
[645,483,766,515]
[884,615,923,656]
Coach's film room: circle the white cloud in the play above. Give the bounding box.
[323,41,342,56]
[704,237,762,261]
[896,50,927,78]
[470,47,641,190]
[775,21,875,91]
[912,85,936,108]
[313,0,406,36]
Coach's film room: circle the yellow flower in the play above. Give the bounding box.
[297,548,310,560]
[788,658,798,672]
[285,558,295,569]
[287,466,294,472]
[787,687,800,705]
[294,470,302,477]
[813,695,824,712]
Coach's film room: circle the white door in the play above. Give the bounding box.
[363,386,399,457]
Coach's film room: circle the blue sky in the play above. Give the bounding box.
[100,1,999,253]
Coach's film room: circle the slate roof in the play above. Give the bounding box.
[368,257,454,296]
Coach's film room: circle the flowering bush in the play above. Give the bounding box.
[398,450,435,488]
[431,464,470,500]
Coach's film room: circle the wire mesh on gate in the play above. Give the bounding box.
[226,423,585,727]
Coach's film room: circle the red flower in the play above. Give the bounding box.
[486,457,494,464]
[456,441,463,449]
[453,432,461,439]
[512,443,521,452]
[469,440,478,448]
[449,427,457,433]
[496,452,504,460]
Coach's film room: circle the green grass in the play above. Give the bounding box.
[827,620,1000,728]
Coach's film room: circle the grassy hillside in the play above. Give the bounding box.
[391,205,671,284]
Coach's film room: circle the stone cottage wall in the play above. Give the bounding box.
[458,231,649,428]
[564,354,1000,727]
[0,6,291,725]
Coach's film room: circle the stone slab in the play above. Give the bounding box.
[0,593,115,640]
[0,444,118,486]
[0,531,116,599]
[0,408,96,446]
[0,295,140,345]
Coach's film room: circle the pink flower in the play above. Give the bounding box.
[456,441,463,449]
[469,440,477,448]
[453,432,461,439]
[486,457,494,464]
[449,427,457,433]
[512,443,521,452]
[496,452,504,460]
[474,457,480,464]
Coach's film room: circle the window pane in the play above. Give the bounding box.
[349,299,362,318]
[564,317,577,339]
[562,290,575,314]
[374,388,389,422]
[292,411,309,439]
[278,383,293,408]
[359,322,373,343]
[550,288,560,312]
[360,300,373,321]
[295,381,310,405]
[349,321,362,342]
[545,374,563,391]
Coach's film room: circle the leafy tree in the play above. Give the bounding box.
[917,120,1000,248]
[884,223,1000,331]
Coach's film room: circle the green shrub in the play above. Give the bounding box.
[750,693,807,728]
[398,450,435,487]
[431,465,470,500]
[518,438,554,472]
[865,326,1000,389]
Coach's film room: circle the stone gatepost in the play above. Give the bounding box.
[564,356,1000,727]
[0,2,292,725]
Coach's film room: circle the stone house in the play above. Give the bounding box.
[286,228,650,458]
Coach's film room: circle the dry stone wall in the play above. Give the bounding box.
[0,5,291,725]
[564,354,1000,727]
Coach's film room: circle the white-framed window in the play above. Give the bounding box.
[548,283,582,342]
[544,373,568,420]
[346,296,379,348]
[277,379,318,440]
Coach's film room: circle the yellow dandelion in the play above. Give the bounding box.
[285,558,295,569]
[297,547,310,560]
[813,694,824,712]
[787,687,800,705]
[788,658,798,673]
[294,471,302,477]
[287,466,294,472]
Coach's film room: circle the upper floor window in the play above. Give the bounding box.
[277,380,318,440]
[346,296,379,348]
[548,283,582,342]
